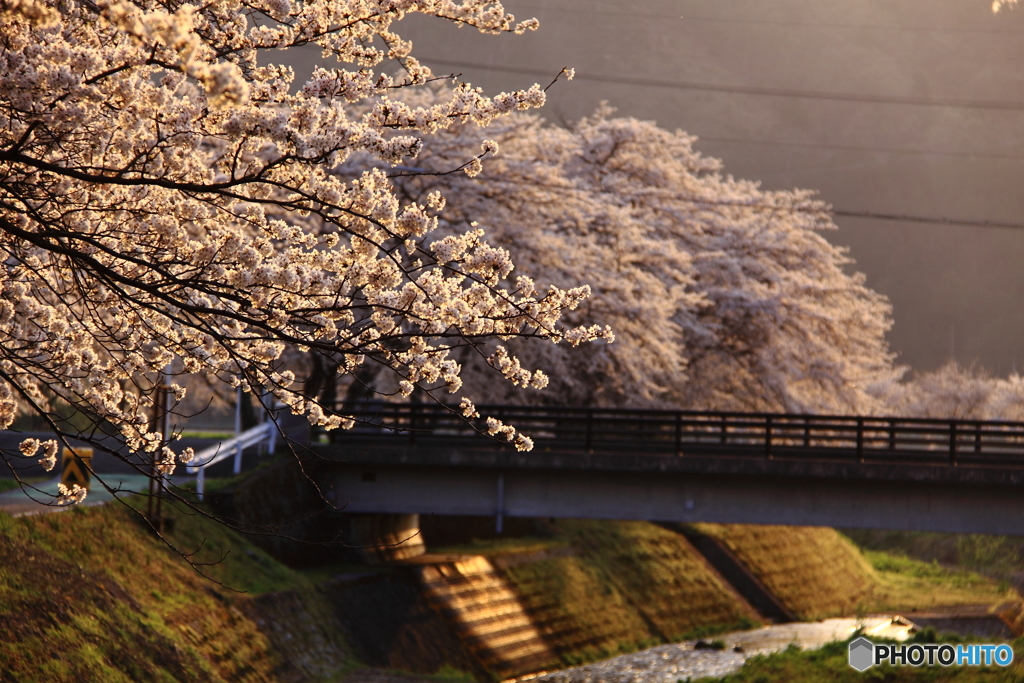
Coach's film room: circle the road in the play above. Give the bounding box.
[0,474,187,516]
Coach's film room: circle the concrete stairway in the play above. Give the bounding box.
[417,556,559,679]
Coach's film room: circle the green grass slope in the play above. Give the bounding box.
[692,523,878,619]
[0,501,351,683]
[4,498,1014,683]
[692,524,1015,620]
[437,520,761,668]
[843,529,1024,589]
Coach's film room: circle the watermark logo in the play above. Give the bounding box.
[849,637,874,672]
[848,637,1014,670]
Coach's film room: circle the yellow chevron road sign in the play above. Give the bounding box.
[60,447,93,491]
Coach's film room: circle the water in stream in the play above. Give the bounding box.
[511,617,914,683]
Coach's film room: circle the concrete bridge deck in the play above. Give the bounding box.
[313,404,1024,535]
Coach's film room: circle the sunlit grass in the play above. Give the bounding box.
[691,524,1016,619]
[843,529,1024,588]
[0,500,350,682]
[430,535,568,556]
[864,549,1016,613]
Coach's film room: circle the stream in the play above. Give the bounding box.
[509,616,916,683]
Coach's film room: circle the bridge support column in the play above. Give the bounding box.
[348,513,426,564]
[496,474,505,534]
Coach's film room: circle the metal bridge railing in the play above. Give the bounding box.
[323,402,1024,468]
[185,422,277,499]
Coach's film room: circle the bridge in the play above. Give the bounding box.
[312,404,1024,535]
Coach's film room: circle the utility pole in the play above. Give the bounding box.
[233,385,243,474]
[147,367,171,532]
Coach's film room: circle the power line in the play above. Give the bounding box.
[511,3,1024,35]
[424,60,1024,160]
[425,57,1024,110]
[831,210,1024,230]
[394,165,1024,231]
[525,179,1024,231]
[696,135,1024,161]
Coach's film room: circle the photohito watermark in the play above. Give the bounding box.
[848,637,1014,672]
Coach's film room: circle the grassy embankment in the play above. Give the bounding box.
[434,520,761,668]
[843,528,1024,591]
[1,487,1017,682]
[692,523,1016,620]
[0,500,353,682]
[431,520,1015,671]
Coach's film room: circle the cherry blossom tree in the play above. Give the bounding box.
[0,0,611,505]
[868,361,1024,420]
[369,97,897,413]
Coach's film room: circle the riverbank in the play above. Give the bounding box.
[0,500,354,682]
[513,617,914,683]
[1,484,1020,682]
[342,617,1024,683]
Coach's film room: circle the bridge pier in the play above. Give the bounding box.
[347,513,426,564]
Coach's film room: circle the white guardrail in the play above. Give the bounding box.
[185,422,277,500]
